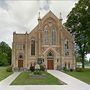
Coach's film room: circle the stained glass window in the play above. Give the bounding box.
[31,39,35,55]
[43,25,48,45]
[51,26,57,45]
[64,39,69,56]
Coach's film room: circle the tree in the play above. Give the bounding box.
[89,59,90,63]
[0,41,11,66]
[65,0,90,68]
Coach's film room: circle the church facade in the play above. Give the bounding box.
[12,11,75,70]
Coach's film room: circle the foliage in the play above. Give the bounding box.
[30,66,35,72]
[65,0,90,68]
[63,67,74,72]
[40,65,45,71]
[70,68,74,72]
[76,53,89,64]
[63,67,69,72]
[6,66,12,72]
[76,54,82,62]
[0,41,11,66]
[0,52,8,66]
[34,71,42,75]
[0,67,13,81]
[89,59,90,63]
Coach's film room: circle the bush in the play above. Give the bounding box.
[40,65,45,71]
[76,68,84,72]
[30,66,35,72]
[6,66,12,72]
[34,71,42,75]
[63,67,69,72]
[70,68,74,72]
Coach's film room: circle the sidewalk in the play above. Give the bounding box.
[0,70,90,90]
[0,72,21,86]
[47,70,90,90]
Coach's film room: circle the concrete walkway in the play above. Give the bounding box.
[47,70,90,90]
[0,70,90,90]
[0,72,21,86]
[47,70,89,85]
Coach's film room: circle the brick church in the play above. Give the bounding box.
[12,11,75,70]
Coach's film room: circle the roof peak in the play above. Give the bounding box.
[47,10,54,14]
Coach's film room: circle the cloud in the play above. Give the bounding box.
[39,0,50,10]
[7,1,39,25]
[0,0,40,47]
[50,0,78,23]
[0,0,78,47]
[0,0,9,10]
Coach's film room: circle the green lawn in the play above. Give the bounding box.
[0,66,13,81]
[11,71,64,85]
[66,69,90,84]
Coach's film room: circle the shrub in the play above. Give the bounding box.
[40,65,45,71]
[6,66,12,72]
[63,67,69,72]
[34,71,42,75]
[30,66,35,72]
[70,68,74,72]
[76,68,84,72]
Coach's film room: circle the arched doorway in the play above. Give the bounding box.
[18,55,23,68]
[18,60,23,68]
[47,51,54,70]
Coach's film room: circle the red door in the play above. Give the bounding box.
[47,60,54,70]
[18,60,23,68]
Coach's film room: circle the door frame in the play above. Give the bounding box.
[18,60,23,68]
[47,59,54,70]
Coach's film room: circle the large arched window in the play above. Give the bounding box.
[31,39,35,55]
[51,26,57,45]
[43,25,48,45]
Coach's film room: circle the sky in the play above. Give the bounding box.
[0,0,89,59]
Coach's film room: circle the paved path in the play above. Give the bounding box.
[0,72,21,86]
[47,70,89,85]
[47,70,90,90]
[0,70,90,90]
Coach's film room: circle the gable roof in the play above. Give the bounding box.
[41,10,60,22]
[29,10,61,35]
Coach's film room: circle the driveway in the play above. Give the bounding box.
[0,70,90,90]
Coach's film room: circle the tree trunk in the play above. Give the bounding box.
[81,53,85,69]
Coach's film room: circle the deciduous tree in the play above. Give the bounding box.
[65,0,90,68]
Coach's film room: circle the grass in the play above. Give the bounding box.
[11,71,64,85]
[66,69,90,84]
[0,66,13,81]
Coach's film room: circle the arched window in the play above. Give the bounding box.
[31,39,35,55]
[43,25,48,45]
[51,26,57,45]
[47,51,54,59]
[64,39,69,56]
[18,54,23,60]
[19,55,23,59]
